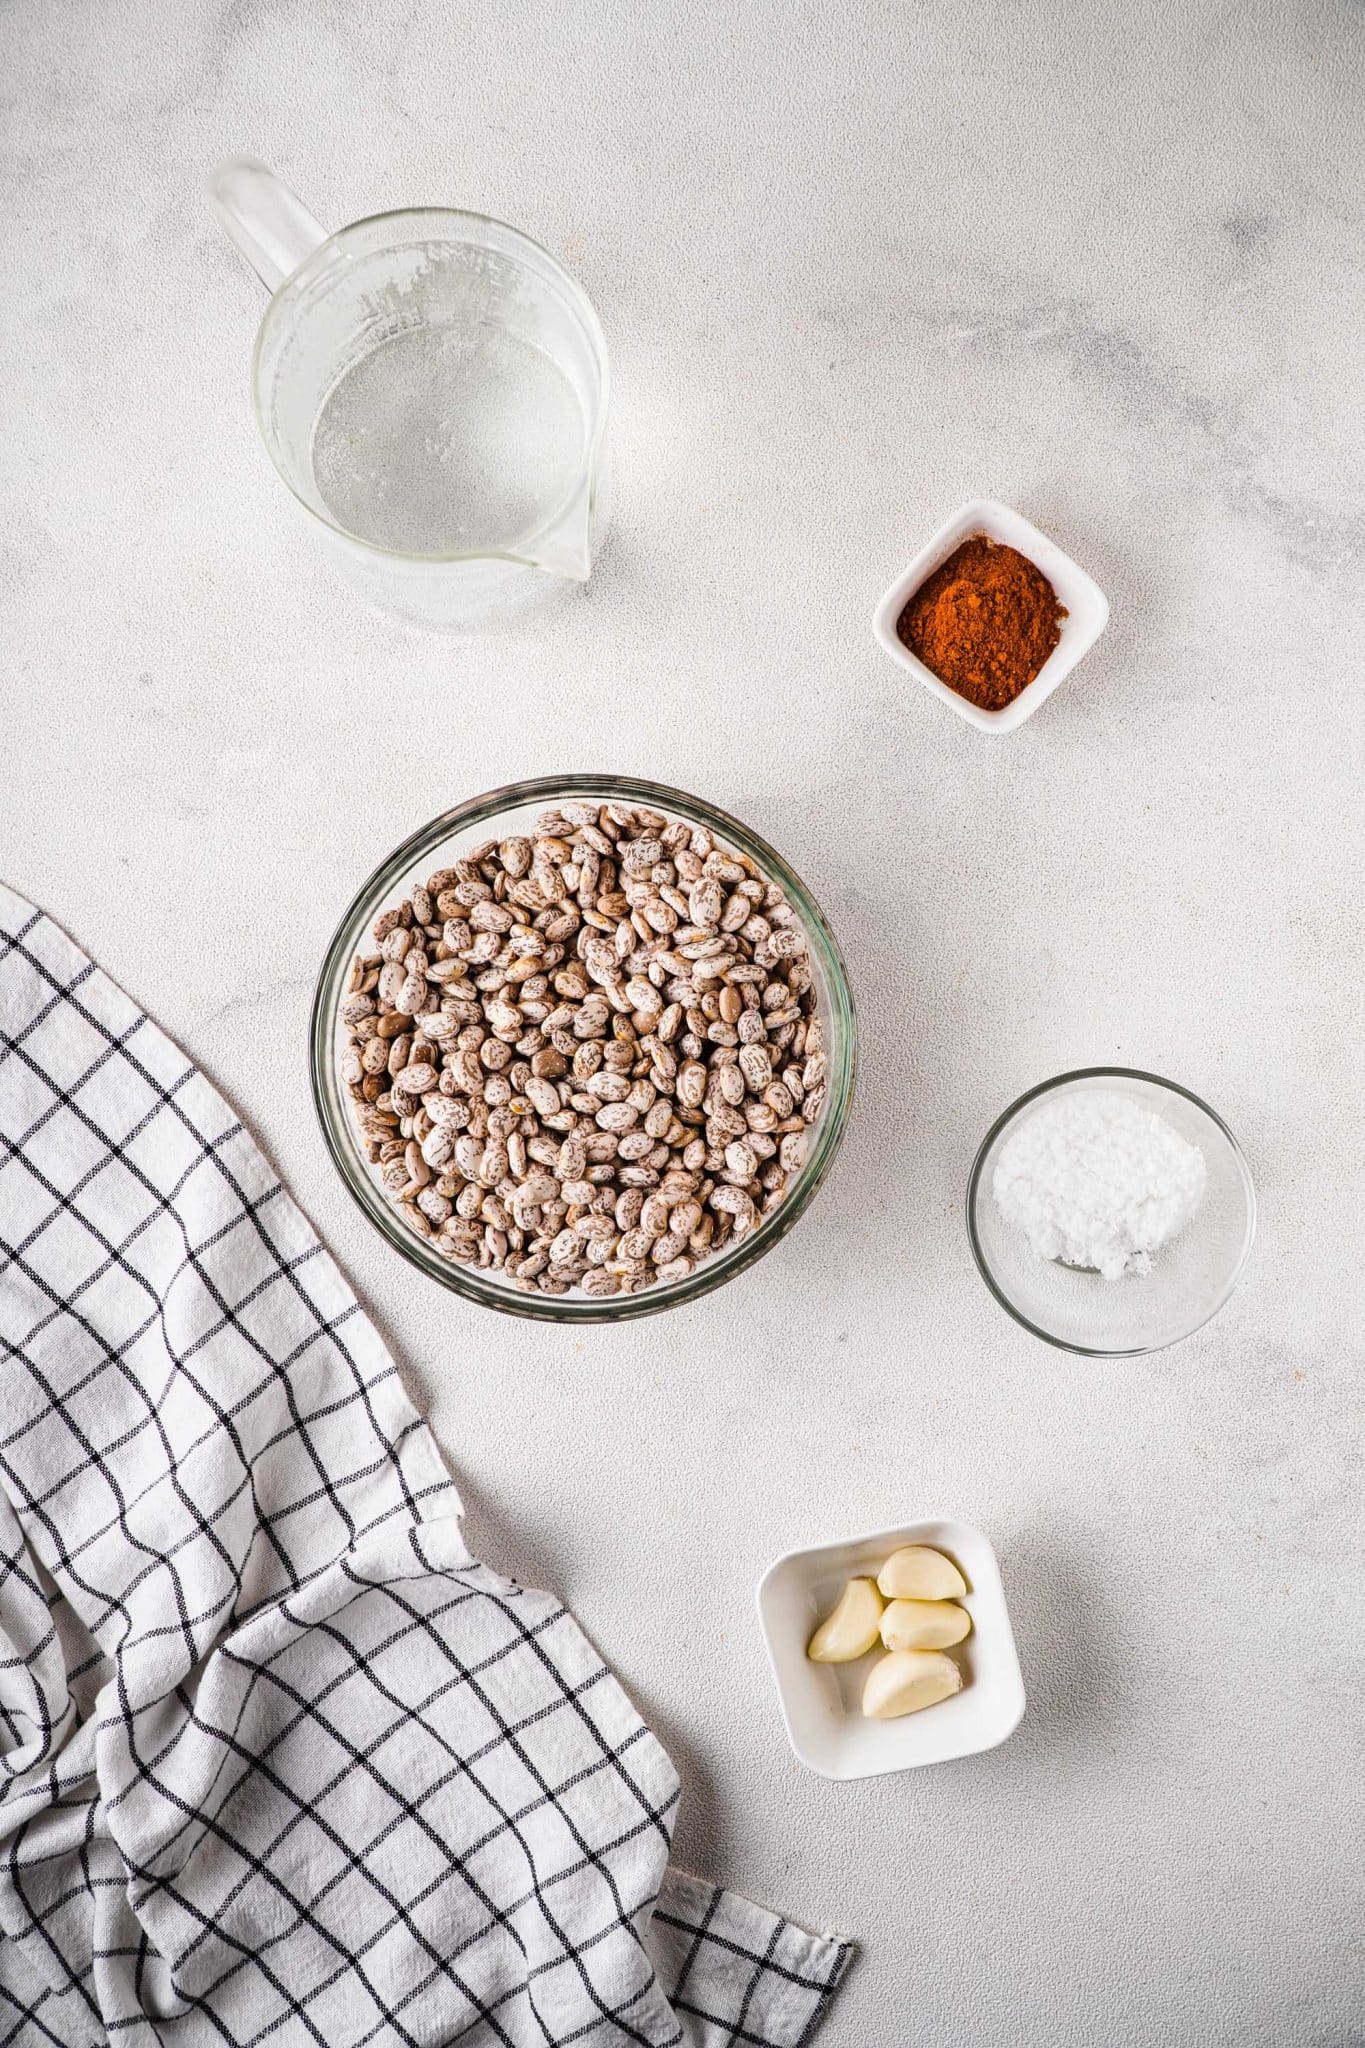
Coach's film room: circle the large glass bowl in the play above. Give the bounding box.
[967,1069,1255,1356]
[311,775,857,1321]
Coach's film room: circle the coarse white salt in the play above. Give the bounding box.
[991,1089,1206,1281]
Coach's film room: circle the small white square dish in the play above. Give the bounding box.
[871,498,1109,732]
[756,1517,1025,1778]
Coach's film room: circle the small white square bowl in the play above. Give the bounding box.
[871,499,1109,732]
[755,1517,1025,1778]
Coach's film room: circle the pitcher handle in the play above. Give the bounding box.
[209,155,330,294]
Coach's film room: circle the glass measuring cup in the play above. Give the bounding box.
[210,156,610,630]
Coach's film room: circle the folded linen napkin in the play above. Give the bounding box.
[0,886,851,2047]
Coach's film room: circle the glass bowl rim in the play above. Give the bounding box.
[310,773,858,1322]
[965,1066,1256,1358]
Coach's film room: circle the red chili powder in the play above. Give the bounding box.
[897,533,1066,711]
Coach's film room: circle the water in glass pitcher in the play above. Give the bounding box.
[310,323,587,559]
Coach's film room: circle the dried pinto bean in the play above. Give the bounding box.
[338,800,826,1298]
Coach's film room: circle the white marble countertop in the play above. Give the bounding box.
[3,2,1363,2040]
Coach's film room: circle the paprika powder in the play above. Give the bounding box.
[897,533,1066,711]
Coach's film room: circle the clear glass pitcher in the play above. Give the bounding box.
[210,156,611,630]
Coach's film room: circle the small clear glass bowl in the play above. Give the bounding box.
[967,1069,1255,1356]
[311,775,857,1322]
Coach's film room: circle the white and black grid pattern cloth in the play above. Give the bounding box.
[0,887,851,2048]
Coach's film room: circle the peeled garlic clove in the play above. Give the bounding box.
[876,1545,966,1601]
[807,1577,884,1663]
[880,1598,971,1652]
[862,1648,962,1720]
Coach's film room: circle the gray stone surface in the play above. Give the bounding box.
[2,2,1362,2040]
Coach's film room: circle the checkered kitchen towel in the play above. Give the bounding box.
[0,886,851,2047]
